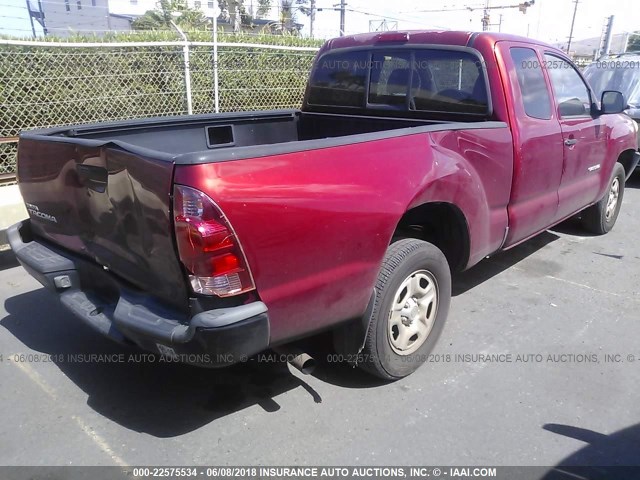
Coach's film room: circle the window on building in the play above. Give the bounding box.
[130,0,138,5]
[510,47,552,120]
[65,0,70,11]
[195,1,201,8]
[208,1,215,8]
[77,0,82,10]
[92,0,96,6]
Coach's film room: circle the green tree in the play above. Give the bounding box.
[132,0,209,31]
[217,0,253,31]
[255,0,310,33]
[256,0,271,17]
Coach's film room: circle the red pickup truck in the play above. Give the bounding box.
[9,31,639,380]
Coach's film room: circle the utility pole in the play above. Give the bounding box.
[310,0,316,38]
[601,15,615,57]
[566,0,579,55]
[479,0,534,32]
[482,0,490,32]
[339,0,346,36]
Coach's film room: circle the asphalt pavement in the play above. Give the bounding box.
[1,175,639,468]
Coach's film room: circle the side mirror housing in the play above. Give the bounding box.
[601,90,627,114]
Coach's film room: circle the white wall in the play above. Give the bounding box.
[109,0,219,18]
[42,0,128,36]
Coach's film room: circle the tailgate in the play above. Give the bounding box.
[16,136,188,307]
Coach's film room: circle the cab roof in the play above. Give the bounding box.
[319,30,563,55]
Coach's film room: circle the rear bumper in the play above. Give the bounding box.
[7,220,269,367]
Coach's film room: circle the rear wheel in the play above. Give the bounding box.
[359,239,451,380]
[582,163,625,234]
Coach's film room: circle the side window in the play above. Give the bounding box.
[544,54,592,117]
[510,47,552,120]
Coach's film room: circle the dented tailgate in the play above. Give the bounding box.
[16,137,187,307]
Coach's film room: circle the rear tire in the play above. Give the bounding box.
[582,163,625,235]
[359,239,451,380]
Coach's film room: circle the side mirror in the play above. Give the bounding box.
[601,90,627,114]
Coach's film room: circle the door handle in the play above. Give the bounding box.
[76,164,108,193]
[564,138,578,146]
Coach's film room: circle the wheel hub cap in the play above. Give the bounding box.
[388,270,439,356]
[605,177,620,221]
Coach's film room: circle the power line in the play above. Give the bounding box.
[340,0,456,28]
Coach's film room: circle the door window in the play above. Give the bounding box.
[544,54,592,117]
[510,47,552,119]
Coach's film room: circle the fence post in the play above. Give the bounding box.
[213,9,220,113]
[183,42,193,115]
[171,21,193,115]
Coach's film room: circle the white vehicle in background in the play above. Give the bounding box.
[584,53,640,157]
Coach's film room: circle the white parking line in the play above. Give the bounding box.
[9,356,129,467]
[73,415,129,467]
[502,264,635,302]
[543,274,632,301]
[11,359,57,400]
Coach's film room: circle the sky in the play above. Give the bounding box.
[0,0,638,48]
[298,0,639,48]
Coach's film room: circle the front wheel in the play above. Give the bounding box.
[582,163,625,234]
[359,239,451,380]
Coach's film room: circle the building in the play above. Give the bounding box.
[108,1,303,34]
[109,0,220,20]
[27,0,134,37]
[26,0,301,37]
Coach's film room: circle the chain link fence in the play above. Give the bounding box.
[0,38,320,179]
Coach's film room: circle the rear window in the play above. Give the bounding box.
[307,51,369,108]
[307,48,489,116]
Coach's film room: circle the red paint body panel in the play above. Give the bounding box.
[174,128,514,343]
[173,31,634,343]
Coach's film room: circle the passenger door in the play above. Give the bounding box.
[498,44,564,247]
[543,53,607,220]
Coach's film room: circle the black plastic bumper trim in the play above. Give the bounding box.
[8,220,270,367]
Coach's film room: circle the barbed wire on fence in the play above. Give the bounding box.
[0,37,321,176]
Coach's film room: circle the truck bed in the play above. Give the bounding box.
[16,109,510,325]
[25,110,502,163]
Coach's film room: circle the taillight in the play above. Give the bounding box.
[173,185,255,297]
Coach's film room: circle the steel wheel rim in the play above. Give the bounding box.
[605,177,620,221]
[387,269,439,356]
